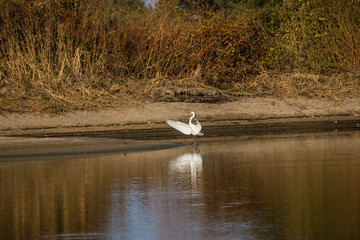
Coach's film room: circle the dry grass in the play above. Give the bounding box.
[0,0,143,112]
[236,72,360,100]
[0,0,359,113]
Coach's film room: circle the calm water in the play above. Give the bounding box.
[1,132,360,240]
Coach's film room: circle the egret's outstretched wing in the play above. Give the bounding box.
[166,120,192,135]
[193,119,202,135]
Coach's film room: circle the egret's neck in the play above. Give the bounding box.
[189,112,195,125]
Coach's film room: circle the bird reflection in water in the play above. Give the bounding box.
[169,146,203,191]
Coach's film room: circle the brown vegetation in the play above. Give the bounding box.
[0,0,359,112]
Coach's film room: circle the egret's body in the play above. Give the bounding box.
[166,111,203,145]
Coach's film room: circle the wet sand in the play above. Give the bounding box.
[0,137,183,159]
[0,97,359,158]
[0,97,359,137]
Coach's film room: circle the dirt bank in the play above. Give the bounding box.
[0,97,359,137]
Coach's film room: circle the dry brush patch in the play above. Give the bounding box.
[0,0,359,113]
[0,0,143,112]
[235,72,360,100]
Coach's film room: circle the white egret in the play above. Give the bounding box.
[166,111,204,145]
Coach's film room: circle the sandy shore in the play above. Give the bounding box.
[0,97,359,137]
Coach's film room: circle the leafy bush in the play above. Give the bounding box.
[259,0,360,73]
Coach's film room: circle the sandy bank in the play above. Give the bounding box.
[0,97,359,137]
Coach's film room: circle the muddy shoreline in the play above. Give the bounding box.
[0,97,359,138]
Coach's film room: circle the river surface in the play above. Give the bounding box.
[1,131,360,240]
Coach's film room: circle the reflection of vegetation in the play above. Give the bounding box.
[0,153,170,240]
[1,135,360,239]
[201,135,360,240]
[0,0,359,112]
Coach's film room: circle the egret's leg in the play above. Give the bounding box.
[191,136,199,146]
